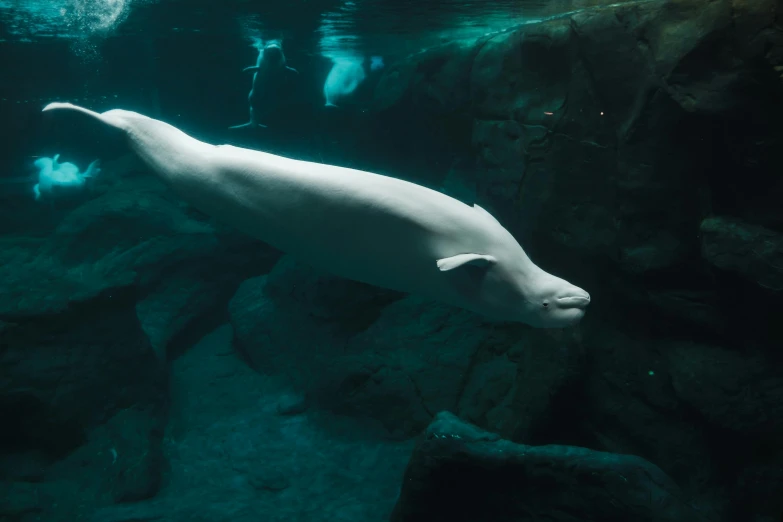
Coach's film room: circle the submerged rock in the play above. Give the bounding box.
[229,255,581,439]
[90,325,411,522]
[665,342,783,441]
[700,216,783,293]
[0,177,277,518]
[391,412,712,522]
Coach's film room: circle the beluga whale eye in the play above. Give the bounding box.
[542,301,549,308]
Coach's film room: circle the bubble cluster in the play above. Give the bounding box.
[64,0,130,35]
[56,0,132,62]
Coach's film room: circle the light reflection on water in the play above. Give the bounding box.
[313,1,533,61]
[0,0,635,56]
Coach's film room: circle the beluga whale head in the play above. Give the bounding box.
[437,204,591,328]
[516,271,591,328]
[442,254,591,328]
[262,40,285,65]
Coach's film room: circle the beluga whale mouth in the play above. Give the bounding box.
[556,293,591,309]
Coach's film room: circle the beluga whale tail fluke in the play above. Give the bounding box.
[41,102,591,328]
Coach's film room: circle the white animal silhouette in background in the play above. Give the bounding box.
[322,55,385,108]
[323,57,366,107]
[230,38,299,129]
[33,154,100,201]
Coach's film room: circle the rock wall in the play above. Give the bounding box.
[0,175,279,517]
[230,0,783,520]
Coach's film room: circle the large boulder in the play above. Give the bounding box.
[700,216,783,294]
[390,412,713,522]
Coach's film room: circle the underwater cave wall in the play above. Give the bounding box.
[333,0,783,518]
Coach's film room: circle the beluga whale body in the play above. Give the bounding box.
[230,38,299,129]
[323,57,366,108]
[41,102,591,328]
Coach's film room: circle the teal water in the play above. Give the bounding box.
[1,1,782,521]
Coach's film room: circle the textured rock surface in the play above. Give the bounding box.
[0,176,277,519]
[370,0,783,335]
[700,216,783,293]
[665,342,783,441]
[91,325,412,522]
[361,1,783,519]
[391,412,712,522]
[230,256,583,439]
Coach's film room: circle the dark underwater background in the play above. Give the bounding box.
[1,0,783,521]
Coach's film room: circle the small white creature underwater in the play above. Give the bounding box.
[42,102,591,328]
[322,54,385,108]
[33,154,101,201]
[323,58,365,107]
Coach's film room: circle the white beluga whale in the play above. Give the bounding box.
[0,154,100,200]
[321,54,385,108]
[323,56,366,108]
[32,154,100,201]
[230,38,299,129]
[41,102,590,327]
